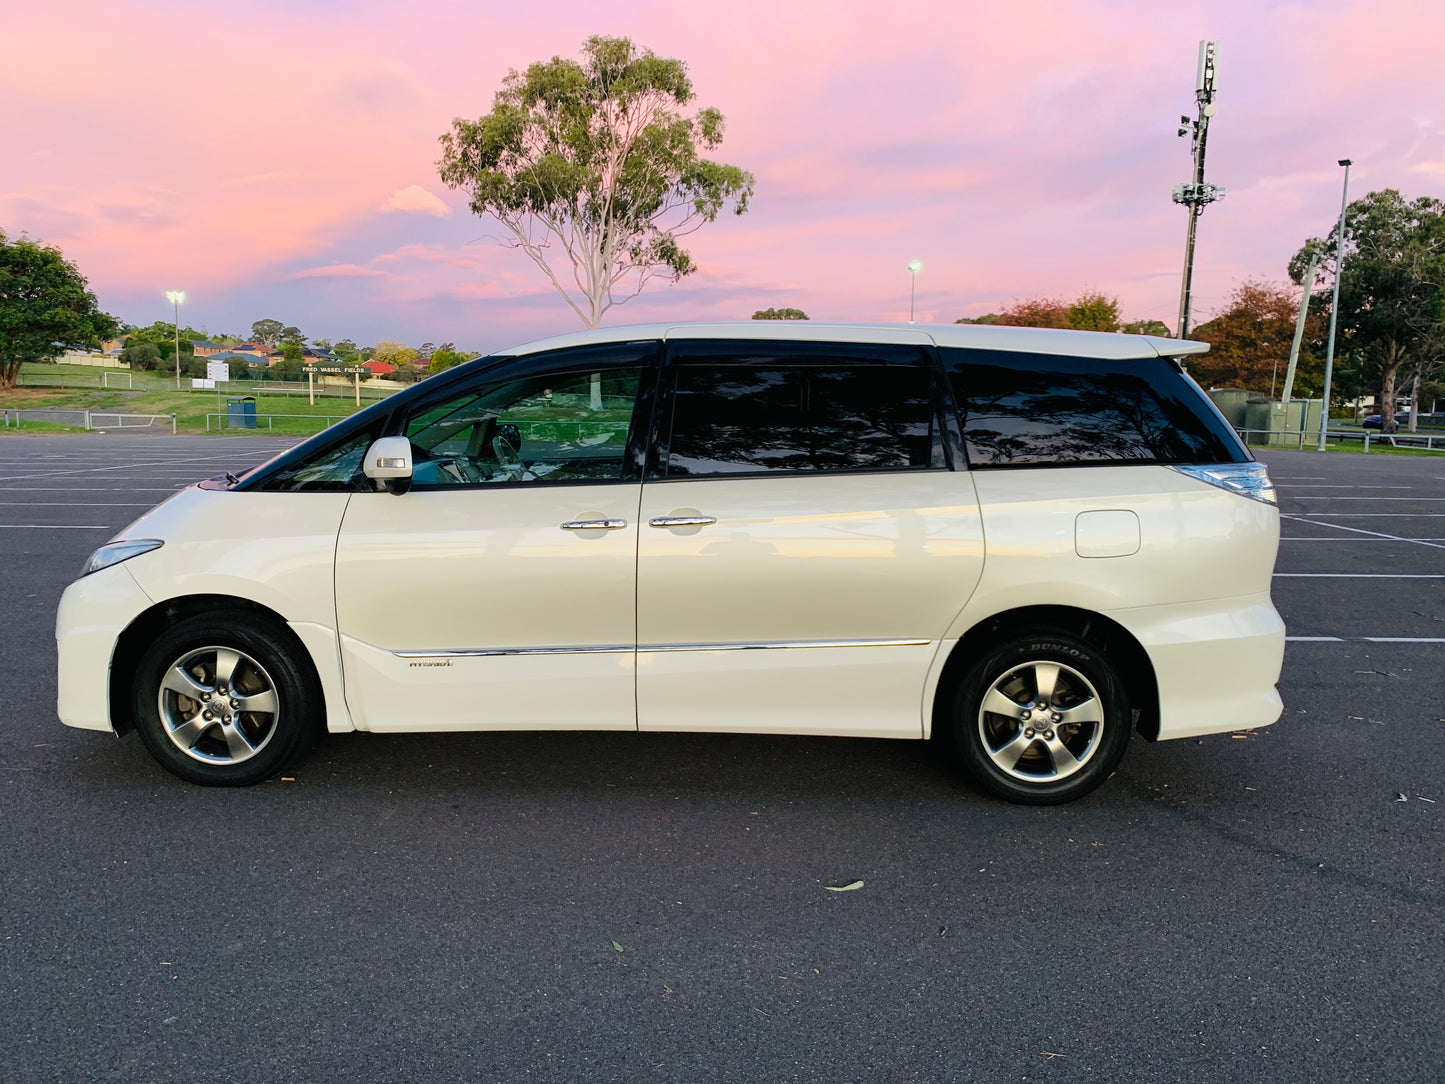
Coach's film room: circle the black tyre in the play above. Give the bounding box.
[944,632,1131,804]
[131,612,322,786]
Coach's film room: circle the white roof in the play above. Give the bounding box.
[503,321,1208,361]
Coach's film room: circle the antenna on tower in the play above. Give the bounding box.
[1173,40,1225,339]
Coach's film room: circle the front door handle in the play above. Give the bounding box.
[560,519,628,530]
[649,515,717,528]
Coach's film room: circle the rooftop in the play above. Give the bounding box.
[501,322,1210,361]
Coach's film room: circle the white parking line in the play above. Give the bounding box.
[0,502,155,507]
[1279,485,1414,489]
[1274,573,1444,578]
[1286,636,1445,643]
[1279,515,1445,550]
[1279,537,1445,542]
[0,524,114,530]
[1294,513,1445,518]
[1290,496,1445,501]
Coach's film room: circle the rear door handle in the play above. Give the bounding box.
[560,519,628,530]
[648,516,717,528]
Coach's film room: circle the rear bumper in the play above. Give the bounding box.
[1108,593,1285,741]
[56,565,153,733]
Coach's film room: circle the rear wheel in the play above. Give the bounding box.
[945,632,1131,804]
[131,612,320,786]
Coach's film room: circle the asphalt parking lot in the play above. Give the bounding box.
[1,434,1441,1083]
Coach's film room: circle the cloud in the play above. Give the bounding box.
[379,185,453,218]
[289,263,389,280]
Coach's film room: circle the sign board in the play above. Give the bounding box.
[206,361,230,383]
[191,378,216,390]
[301,365,368,376]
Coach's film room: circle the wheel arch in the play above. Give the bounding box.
[929,604,1160,742]
[109,594,327,738]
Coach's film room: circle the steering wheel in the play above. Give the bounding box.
[492,434,531,480]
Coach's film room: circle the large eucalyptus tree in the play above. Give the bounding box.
[438,35,754,328]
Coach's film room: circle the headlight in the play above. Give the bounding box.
[82,539,164,577]
[1171,463,1277,505]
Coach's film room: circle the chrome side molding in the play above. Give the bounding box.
[639,638,930,652]
[394,638,931,660]
[649,516,717,528]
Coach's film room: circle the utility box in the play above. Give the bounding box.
[226,396,257,429]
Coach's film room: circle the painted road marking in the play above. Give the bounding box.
[1274,573,1444,578]
[1279,515,1445,550]
[1286,636,1445,643]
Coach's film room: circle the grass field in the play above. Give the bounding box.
[3,362,396,435]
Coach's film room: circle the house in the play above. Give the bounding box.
[189,340,226,357]
[362,359,397,376]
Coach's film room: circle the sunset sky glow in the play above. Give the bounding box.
[5,0,1444,352]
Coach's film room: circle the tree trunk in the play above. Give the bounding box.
[0,360,20,391]
[1378,364,1401,435]
[1408,371,1420,433]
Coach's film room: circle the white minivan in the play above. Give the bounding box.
[56,323,1285,803]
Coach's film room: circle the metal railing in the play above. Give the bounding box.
[1234,426,1445,452]
[205,412,348,433]
[3,408,176,433]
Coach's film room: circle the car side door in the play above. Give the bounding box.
[333,342,657,733]
[635,333,986,738]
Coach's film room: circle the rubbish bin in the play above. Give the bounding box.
[226,396,257,429]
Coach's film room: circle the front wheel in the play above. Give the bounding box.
[944,633,1131,804]
[131,613,321,786]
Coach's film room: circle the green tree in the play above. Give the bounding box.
[1066,291,1121,332]
[371,339,419,368]
[751,307,808,320]
[0,231,118,389]
[438,35,755,328]
[954,313,1001,325]
[311,338,333,352]
[996,297,1070,329]
[1122,319,1172,337]
[1189,280,1323,397]
[250,319,283,347]
[1291,189,1445,434]
[333,339,360,363]
[121,341,162,371]
[429,348,469,374]
[279,325,305,347]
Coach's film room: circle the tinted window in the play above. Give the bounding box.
[250,424,383,492]
[942,348,1247,468]
[404,368,642,487]
[663,344,937,477]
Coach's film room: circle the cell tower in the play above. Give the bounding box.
[1173,40,1225,339]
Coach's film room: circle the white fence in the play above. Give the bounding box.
[2,409,176,433]
[204,412,347,433]
[1235,426,1445,452]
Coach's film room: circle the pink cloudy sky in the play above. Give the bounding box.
[5,0,1445,353]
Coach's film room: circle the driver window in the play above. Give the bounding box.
[404,367,642,487]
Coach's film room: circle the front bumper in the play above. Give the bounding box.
[56,564,154,733]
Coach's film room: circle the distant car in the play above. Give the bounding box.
[1361,413,1410,429]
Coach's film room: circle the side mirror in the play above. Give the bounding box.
[363,435,414,495]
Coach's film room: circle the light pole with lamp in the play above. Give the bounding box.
[907,261,922,323]
[1316,159,1351,452]
[165,290,185,390]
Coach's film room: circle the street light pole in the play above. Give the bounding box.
[907,261,922,323]
[1317,159,1352,452]
[165,290,185,390]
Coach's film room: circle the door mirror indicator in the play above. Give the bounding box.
[363,436,414,495]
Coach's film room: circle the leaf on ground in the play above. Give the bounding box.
[611,940,624,952]
[824,880,864,892]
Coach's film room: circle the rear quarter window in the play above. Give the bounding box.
[940,348,1247,468]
